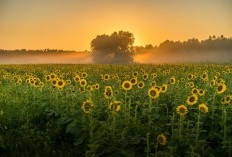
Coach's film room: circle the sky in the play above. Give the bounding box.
[0,0,231,51]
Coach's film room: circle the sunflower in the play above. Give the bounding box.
[151,73,158,78]
[122,80,132,91]
[176,105,188,116]
[137,81,145,89]
[186,94,198,106]
[74,75,81,83]
[143,73,149,80]
[150,80,157,87]
[66,80,71,85]
[44,74,51,82]
[188,82,195,88]
[170,76,176,84]
[198,103,209,113]
[130,77,138,85]
[161,84,168,93]
[108,101,121,112]
[157,134,167,145]
[201,73,208,81]
[50,73,57,80]
[87,85,93,91]
[198,89,205,96]
[221,95,231,105]
[51,79,58,87]
[210,79,216,86]
[148,87,160,99]
[79,79,87,87]
[187,74,194,80]
[191,88,198,95]
[56,79,66,89]
[81,100,93,114]
[95,83,100,90]
[216,78,225,85]
[133,72,138,77]
[216,83,226,94]
[81,72,87,78]
[103,74,110,81]
[104,86,114,99]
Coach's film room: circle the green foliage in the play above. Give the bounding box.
[0,64,231,156]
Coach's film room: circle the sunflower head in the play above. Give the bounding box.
[148,87,160,99]
[198,89,205,96]
[191,88,198,95]
[82,100,93,114]
[130,77,138,85]
[122,80,132,91]
[176,105,188,116]
[161,84,168,93]
[186,94,198,106]
[170,76,176,84]
[198,103,209,113]
[216,83,226,94]
[104,86,114,99]
[79,79,87,87]
[74,75,81,83]
[137,81,145,89]
[157,134,167,145]
[108,101,121,112]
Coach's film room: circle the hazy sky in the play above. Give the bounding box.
[0,0,231,51]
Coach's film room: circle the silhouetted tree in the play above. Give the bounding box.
[91,31,135,64]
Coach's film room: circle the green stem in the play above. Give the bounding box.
[196,112,201,147]
[146,132,150,157]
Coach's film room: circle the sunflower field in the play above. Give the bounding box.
[0,64,231,157]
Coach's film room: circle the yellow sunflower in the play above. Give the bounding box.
[143,73,149,80]
[198,89,205,96]
[210,79,216,87]
[201,73,208,81]
[157,134,167,145]
[186,94,198,106]
[79,79,87,87]
[221,95,231,105]
[191,88,198,95]
[130,77,138,85]
[216,83,226,94]
[161,84,168,93]
[122,80,132,91]
[198,103,209,113]
[55,79,66,89]
[137,81,145,89]
[103,74,110,81]
[170,76,176,84]
[74,75,81,83]
[81,100,93,114]
[176,105,188,116]
[148,87,160,99]
[81,72,88,78]
[108,101,121,112]
[104,86,114,99]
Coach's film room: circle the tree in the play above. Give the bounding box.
[91,31,135,64]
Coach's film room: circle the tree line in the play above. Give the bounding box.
[134,35,232,53]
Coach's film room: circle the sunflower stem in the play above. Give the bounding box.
[223,106,227,145]
[146,132,150,157]
[196,112,201,147]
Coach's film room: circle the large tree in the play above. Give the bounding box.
[91,31,135,64]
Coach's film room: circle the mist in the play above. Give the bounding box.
[0,50,231,64]
[134,50,232,64]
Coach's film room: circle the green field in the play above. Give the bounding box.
[0,64,231,157]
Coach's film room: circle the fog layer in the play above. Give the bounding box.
[0,51,231,64]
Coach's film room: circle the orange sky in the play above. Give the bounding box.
[0,0,231,51]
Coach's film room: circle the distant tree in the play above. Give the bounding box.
[91,31,135,64]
